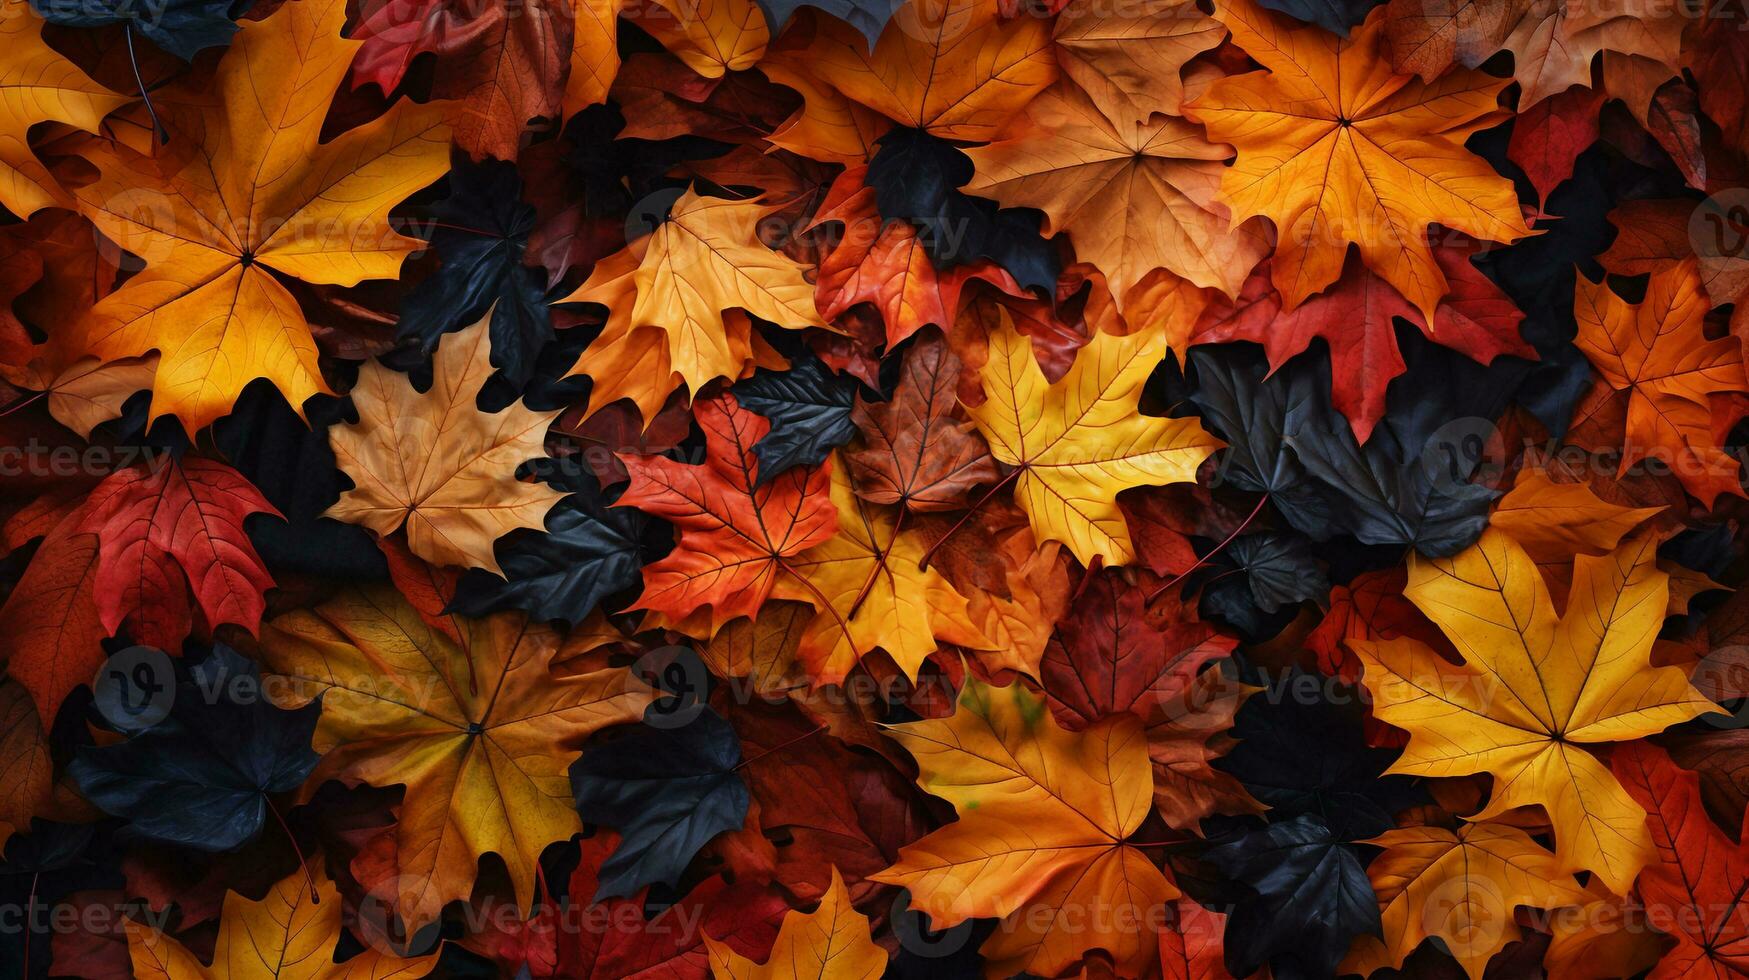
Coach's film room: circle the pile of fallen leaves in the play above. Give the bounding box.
[4,0,1749,976]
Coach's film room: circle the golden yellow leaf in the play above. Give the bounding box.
[1183,0,1531,322]
[64,0,449,431]
[0,0,127,218]
[873,676,1176,978]
[257,587,652,934]
[564,188,826,406]
[965,308,1222,567]
[1490,466,1663,604]
[630,0,769,78]
[704,867,886,980]
[125,863,440,979]
[567,0,629,111]
[326,313,566,573]
[759,38,891,164]
[1350,528,1720,894]
[800,0,1056,142]
[1491,467,1662,567]
[774,464,988,683]
[1348,822,1587,980]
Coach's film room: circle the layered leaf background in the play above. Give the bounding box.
[3,0,1749,976]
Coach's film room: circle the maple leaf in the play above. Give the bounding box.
[807,167,1017,348]
[965,306,1222,567]
[125,862,440,979]
[326,314,567,573]
[1183,0,1532,323]
[561,833,791,978]
[1039,571,1236,727]
[0,0,127,219]
[76,456,279,653]
[704,867,886,980]
[1573,258,1749,508]
[1612,741,1749,978]
[774,465,988,683]
[1489,466,1661,595]
[1499,0,1683,109]
[1506,84,1606,206]
[963,78,1270,309]
[0,680,53,852]
[629,0,768,81]
[615,392,838,633]
[873,675,1178,978]
[1350,527,1721,894]
[845,329,1000,512]
[1051,0,1224,124]
[0,508,103,728]
[61,0,449,431]
[1158,899,1231,980]
[1380,0,1531,82]
[1192,248,1531,443]
[351,0,570,160]
[798,0,1057,142]
[564,188,827,414]
[256,586,652,933]
[1348,822,1587,979]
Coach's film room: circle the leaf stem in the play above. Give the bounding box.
[266,797,319,904]
[777,556,863,667]
[917,466,1022,571]
[846,506,901,620]
[734,724,827,771]
[0,391,45,418]
[1146,493,1269,605]
[124,26,168,145]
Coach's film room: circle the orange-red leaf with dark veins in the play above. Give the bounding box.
[0,512,103,728]
[1039,571,1237,728]
[1305,566,1454,683]
[1160,899,1233,980]
[1612,742,1749,979]
[809,166,1020,348]
[374,533,464,646]
[76,457,280,652]
[1192,249,1531,443]
[615,393,838,632]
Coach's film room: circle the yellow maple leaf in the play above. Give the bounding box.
[799,0,1057,142]
[1183,0,1532,322]
[326,313,566,573]
[964,78,1269,309]
[1350,528,1721,894]
[0,0,127,218]
[774,464,988,684]
[564,188,825,413]
[1489,466,1662,602]
[873,675,1177,978]
[704,867,886,980]
[125,862,440,979]
[257,586,652,934]
[62,0,450,431]
[630,0,768,78]
[1345,822,1588,980]
[965,308,1222,567]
